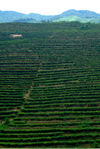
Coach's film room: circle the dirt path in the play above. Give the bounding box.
[24,84,33,99]
[2,60,42,128]
[24,62,42,99]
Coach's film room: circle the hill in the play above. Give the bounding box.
[0,9,100,23]
[54,9,100,23]
[0,22,100,148]
[0,11,26,23]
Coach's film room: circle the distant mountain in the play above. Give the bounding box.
[0,11,26,23]
[0,9,100,23]
[53,9,100,23]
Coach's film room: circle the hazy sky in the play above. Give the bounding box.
[0,0,100,15]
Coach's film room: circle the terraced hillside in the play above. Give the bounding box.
[0,22,100,148]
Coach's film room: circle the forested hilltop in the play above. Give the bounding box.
[0,22,100,148]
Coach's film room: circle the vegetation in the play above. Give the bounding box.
[1,9,100,23]
[0,22,100,148]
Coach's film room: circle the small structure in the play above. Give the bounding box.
[10,34,23,38]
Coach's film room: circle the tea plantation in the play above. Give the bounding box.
[0,22,100,148]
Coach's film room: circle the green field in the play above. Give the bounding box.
[0,22,100,148]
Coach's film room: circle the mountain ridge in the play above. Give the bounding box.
[0,9,100,23]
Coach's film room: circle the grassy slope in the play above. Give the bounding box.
[53,16,100,23]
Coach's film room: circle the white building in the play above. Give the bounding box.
[10,34,23,38]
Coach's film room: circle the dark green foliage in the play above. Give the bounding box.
[0,22,100,148]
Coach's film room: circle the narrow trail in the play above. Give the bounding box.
[3,62,42,127]
[24,62,42,100]
[24,84,34,99]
